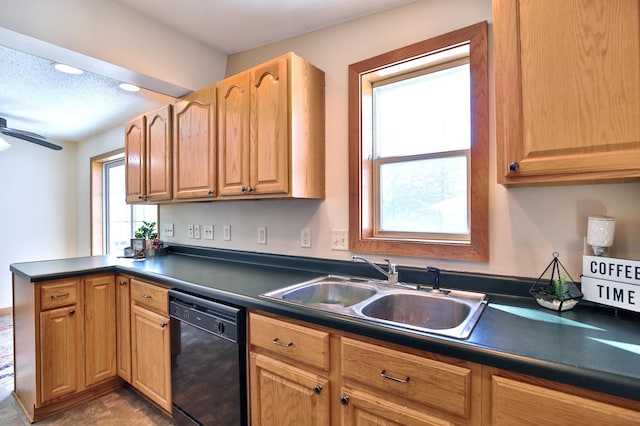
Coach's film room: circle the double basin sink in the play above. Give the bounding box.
[261,275,488,339]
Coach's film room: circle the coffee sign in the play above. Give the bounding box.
[582,256,640,312]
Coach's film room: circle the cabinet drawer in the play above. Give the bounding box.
[341,337,472,418]
[130,279,168,315]
[40,279,79,310]
[249,313,330,371]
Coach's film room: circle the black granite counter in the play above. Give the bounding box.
[11,246,640,402]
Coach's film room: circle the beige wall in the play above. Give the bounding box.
[161,0,640,281]
[2,0,639,310]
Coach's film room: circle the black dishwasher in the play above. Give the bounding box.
[169,290,247,426]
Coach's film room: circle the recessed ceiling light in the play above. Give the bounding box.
[53,63,84,75]
[119,83,140,92]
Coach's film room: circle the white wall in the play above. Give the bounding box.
[0,138,78,308]
[161,0,640,281]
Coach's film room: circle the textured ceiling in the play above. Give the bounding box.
[0,45,175,143]
[0,0,412,145]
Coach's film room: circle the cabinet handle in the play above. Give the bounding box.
[208,189,214,196]
[160,322,167,328]
[119,280,127,286]
[380,370,410,383]
[247,186,254,193]
[140,293,152,299]
[340,395,349,406]
[272,338,294,348]
[313,385,322,394]
[507,162,519,172]
[69,309,75,315]
[51,292,70,300]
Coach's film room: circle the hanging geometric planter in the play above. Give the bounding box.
[529,252,583,312]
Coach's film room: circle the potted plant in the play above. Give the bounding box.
[529,252,582,312]
[132,221,165,257]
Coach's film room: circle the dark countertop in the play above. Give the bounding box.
[11,247,640,403]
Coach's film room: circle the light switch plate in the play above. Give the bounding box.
[193,224,201,239]
[258,227,267,245]
[300,228,311,248]
[163,223,174,237]
[223,225,231,241]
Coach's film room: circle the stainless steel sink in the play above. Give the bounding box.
[263,275,380,309]
[261,275,488,339]
[357,289,487,338]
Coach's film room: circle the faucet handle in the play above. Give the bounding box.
[426,266,440,290]
[384,258,397,274]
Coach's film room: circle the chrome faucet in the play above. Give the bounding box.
[352,255,398,284]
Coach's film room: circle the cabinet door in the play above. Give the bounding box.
[146,105,173,202]
[250,352,329,426]
[340,387,450,426]
[125,115,146,203]
[174,85,217,200]
[494,0,640,185]
[115,275,132,383]
[490,375,640,425]
[131,304,171,412]
[39,305,80,403]
[218,72,251,196]
[250,56,289,195]
[84,275,116,387]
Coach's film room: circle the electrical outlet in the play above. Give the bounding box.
[223,225,231,241]
[331,229,348,250]
[300,228,311,248]
[204,225,214,240]
[163,223,174,237]
[187,224,194,239]
[194,224,201,239]
[258,227,267,245]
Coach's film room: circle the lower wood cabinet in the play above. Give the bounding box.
[485,369,640,426]
[249,312,481,426]
[249,311,640,426]
[249,312,330,425]
[13,273,121,423]
[115,274,132,383]
[129,278,172,413]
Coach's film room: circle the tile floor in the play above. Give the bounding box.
[0,313,175,425]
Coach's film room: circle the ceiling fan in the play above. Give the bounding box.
[0,117,63,150]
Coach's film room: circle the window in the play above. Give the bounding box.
[349,22,488,261]
[91,150,157,256]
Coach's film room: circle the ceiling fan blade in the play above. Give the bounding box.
[0,128,63,150]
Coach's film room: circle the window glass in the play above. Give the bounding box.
[378,156,468,235]
[104,159,157,255]
[374,63,470,158]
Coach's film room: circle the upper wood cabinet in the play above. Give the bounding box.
[173,84,217,200]
[494,0,640,186]
[218,52,325,199]
[125,105,173,203]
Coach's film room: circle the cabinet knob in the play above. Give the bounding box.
[241,186,247,193]
[340,395,349,406]
[140,293,152,299]
[507,162,519,172]
[119,280,127,286]
[160,322,167,328]
[208,189,214,196]
[69,309,75,315]
[247,186,254,193]
[313,385,322,394]
[138,195,143,200]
